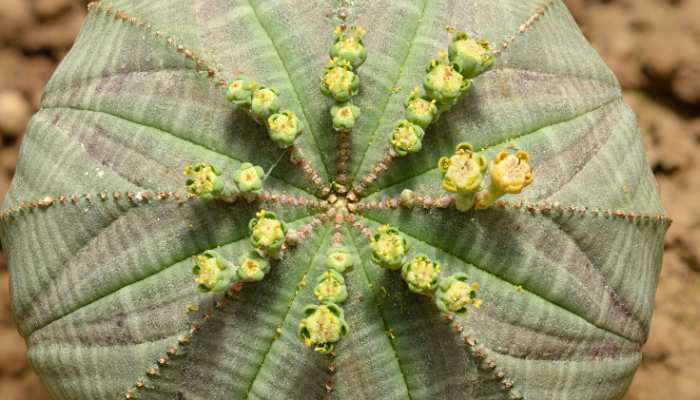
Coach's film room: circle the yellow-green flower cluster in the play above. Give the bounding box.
[438,143,534,211]
[191,209,290,293]
[390,120,425,157]
[298,303,349,354]
[226,78,303,148]
[184,163,228,201]
[249,210,287,259]
[233,162,265,202]
[299,244,354,354]
[435,273,483,314]
[370,225,409,270]
[402,255,441,295]
[448,33,493,79]
[322,25,367,132]
[192,250,238,293]
[237,251,271,283]
[390,32,492,157]
[314,270,348,304]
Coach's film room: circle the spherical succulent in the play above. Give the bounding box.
[0,1,670,400]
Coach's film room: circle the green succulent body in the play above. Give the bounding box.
[0,1,669,400]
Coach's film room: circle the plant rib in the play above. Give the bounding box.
[349,0,430,192]
[491,0,560,59]
[243,0,332,195]
[242,225,332,399]
[87,2,228,88]
[84,1,331,197]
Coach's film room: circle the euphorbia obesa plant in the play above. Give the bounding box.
[0,0,670,399]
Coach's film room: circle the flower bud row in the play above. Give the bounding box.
[184,161,267,202]
[369,224,483,314]
[226,79,303,148]
[391,32,493,157]
[299,242,355,354]
[322,25,367,132]
[191,209,293,294]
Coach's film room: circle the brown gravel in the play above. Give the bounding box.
[0,1,698,399]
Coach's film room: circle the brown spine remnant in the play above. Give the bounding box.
[87,1,228,88]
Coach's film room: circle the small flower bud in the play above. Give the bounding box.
[330,26,367,69]
[314,270,348,304]
[237,251,271,282]
[435,273,482,314]
[401,255,441,295]
[390,120,425,157]
[448,33,493,78]
[438,143,486,195]
[192,250,237,293]
[370,225,409,270]
[399,188,415,208]
[267,111,304,148]
[299,303,349,354]
[184,163,225,201]
[251,87,281,120]
[249,210,287,258]
[404,87,438,129]
[424,56,470,111]
[226,78,257,107]
[285,228,300,247]
[325,246,354,273]
[233,162,265,200]
[330,102,361,131]
[321,58,360,102]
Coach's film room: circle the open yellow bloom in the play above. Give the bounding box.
[438,143,487,194]
[491,150,534,194]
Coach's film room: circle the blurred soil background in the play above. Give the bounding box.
[0,0,698,399]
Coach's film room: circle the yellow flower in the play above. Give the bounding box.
[438,143,487,194]
[491,150,534,194]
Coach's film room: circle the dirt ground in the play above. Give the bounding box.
[0,1,698,399]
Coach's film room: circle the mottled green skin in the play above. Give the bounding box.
[0,1,667,400]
